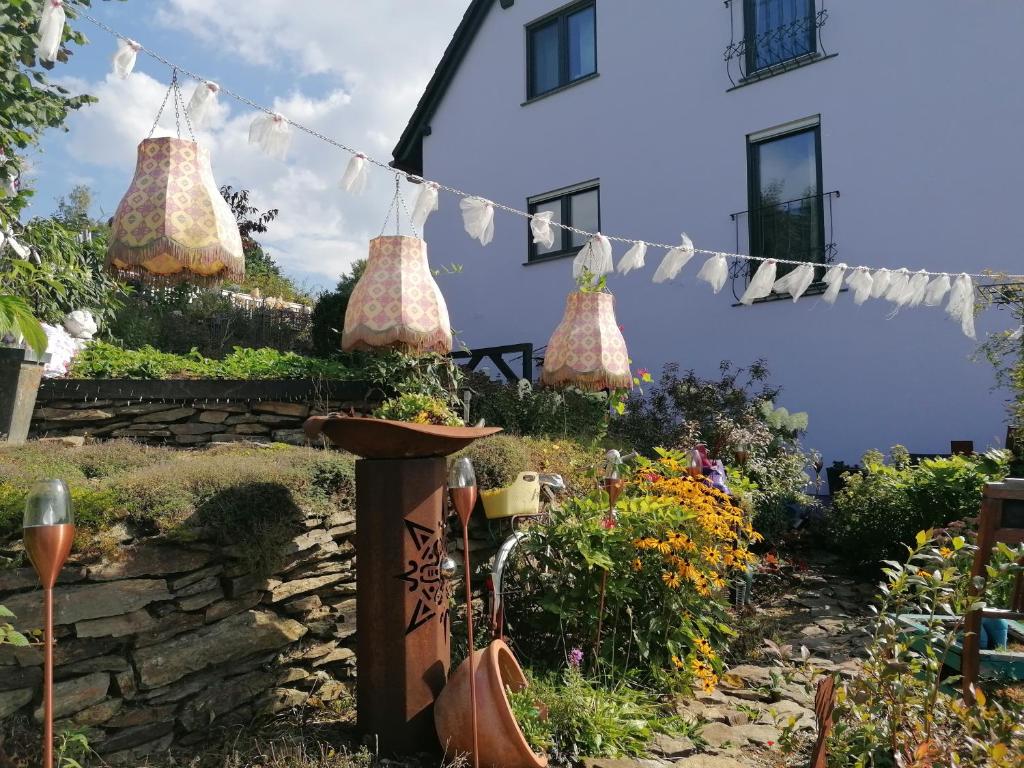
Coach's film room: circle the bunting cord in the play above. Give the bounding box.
[68,4,1022,282]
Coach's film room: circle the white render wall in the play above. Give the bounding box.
[420,0,1024,464]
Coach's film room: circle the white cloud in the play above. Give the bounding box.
[58,0,469,286]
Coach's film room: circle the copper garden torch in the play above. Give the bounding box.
[23,479,75,768]
[448,457,480,768]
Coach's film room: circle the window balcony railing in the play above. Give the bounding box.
[724,0,830,88]
[728,190,839,302]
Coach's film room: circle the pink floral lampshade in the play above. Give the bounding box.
[541,291,632,391]
[342,235,452,354]
[106,137,244,285]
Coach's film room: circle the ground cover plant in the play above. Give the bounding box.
[827,445,1010,570]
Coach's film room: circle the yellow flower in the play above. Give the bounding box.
[671,654,685,669]
[631,558,643,572]
[938,547,953,559]
[662,571,681,589]
[702,546,721,565]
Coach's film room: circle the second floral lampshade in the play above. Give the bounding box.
[541,291,632,391]
[106,137,244,285]
[342,235,452,355]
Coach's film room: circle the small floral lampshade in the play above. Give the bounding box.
[342,235,452,354]
[106,137,244,285]
[541,290,632,391]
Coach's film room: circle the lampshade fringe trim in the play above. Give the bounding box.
[105,238,245,283]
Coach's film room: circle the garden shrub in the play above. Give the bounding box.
[505,449,759,688]
[815,532,1024,767]
[374,393,462,426]
[457,435,530,490]
[827,446,1009,570]
[466,374,609,444]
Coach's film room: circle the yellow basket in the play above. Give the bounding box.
[480,472,541,520]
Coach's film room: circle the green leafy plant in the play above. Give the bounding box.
[820,531,1024,767]
[507,665,695,761]
[0,605,30,647]
[0,294,46,354]
[373,392,462,427]
[828,447,1010,570]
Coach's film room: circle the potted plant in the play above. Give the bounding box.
[0,295,48,445]
[459,436,540,521]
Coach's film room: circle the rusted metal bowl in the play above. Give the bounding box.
[303,414,502,459]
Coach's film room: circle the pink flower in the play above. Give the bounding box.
[601,516,617,530]
[568,648,584,668]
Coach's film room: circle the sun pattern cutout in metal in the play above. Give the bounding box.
[397,519,452,636]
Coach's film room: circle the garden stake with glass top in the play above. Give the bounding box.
[23,480,76,768]
[449,457,479,768]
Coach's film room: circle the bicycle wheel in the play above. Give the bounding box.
[495,531,563,668]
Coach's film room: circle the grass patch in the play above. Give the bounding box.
[0,442,356,574]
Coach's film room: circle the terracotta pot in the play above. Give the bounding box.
[435,639,547,768]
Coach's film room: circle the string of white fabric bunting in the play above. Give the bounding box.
[43,3,1024,340]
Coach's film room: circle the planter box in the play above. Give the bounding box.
[898,613,1024,680]
[0,347,47,445]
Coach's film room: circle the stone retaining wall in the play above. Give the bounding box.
[0,507,357,762]
[30,379,376,446]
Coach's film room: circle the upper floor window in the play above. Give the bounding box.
[746,0,815,71]
[527,181,600,262]
[527,2,597,100]
[724,0,831,87]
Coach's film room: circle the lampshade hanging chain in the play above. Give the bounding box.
[147,68,195,141]
[379,175,417,238]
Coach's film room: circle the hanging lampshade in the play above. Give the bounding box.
[541,290,632,391]
[106,137,244,285]
[342,235,452,354]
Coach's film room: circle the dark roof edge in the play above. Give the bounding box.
[391,0,501,176]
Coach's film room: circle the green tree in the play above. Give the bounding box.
[310,260,365,357]
[55,183,93,227]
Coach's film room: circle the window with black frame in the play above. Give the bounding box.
[744,0,816,73]
[747,124,823,278]
[527,182,600,262]
[527,1,596,100]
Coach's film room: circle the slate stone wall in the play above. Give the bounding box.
[0,509,356,762]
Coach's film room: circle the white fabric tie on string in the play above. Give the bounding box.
[902,270,930,307]
[530,211,555,250]
[884,268,912,304]
[847,266,874,305]
[617,241,647,275]
[187,81,219,127]
[773,263,815,302]
[870,268,893,299]
[923,274,951,307]
[822,263,846,304]
[574,234,614,279]
[696,253,729,294]
[411,181,439,230]
[112,39,141,78]
[37,0,65,62]
[740,259,777,305]
[6,231,30,260]
[248,112,291,160]
[1009,325,1024,342]
[652,233,695,283]
[945,273,976,339]
[460,197,495,246]
[341,153,369,195]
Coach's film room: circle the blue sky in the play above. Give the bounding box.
[31,0,469,292]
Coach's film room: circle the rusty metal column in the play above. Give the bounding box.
[355,457,450,754]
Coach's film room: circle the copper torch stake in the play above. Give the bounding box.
[24,523,75,768]
[450,486,479,768]
[593,479,624,662]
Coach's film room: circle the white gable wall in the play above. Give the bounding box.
[419,0,1024,463]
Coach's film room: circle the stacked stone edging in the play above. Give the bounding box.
[0,506,357,762]
[30,379,378,446]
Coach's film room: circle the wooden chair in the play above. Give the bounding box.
[809,675,836,768]
[961,480,1024,700]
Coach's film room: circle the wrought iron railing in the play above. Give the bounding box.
[724,0,830,87]
[729,190,839,301]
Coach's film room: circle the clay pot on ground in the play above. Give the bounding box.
[434,639,547,768]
